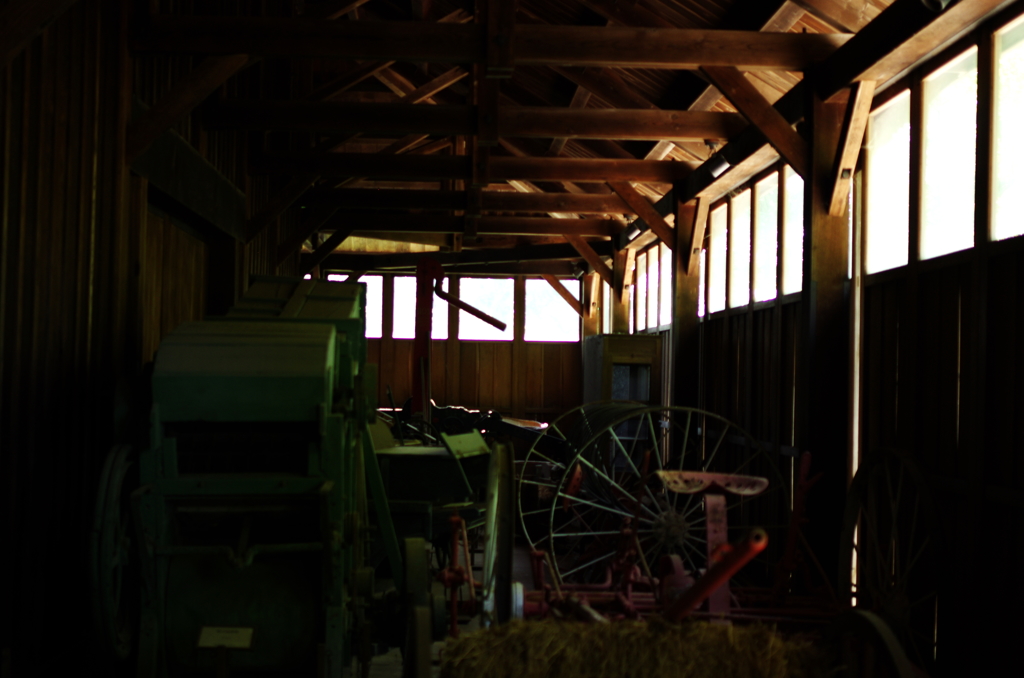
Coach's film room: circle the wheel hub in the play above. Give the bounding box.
[651,508,692,555]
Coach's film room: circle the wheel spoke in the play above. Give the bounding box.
[608,427,660,508]
[645,413,664,470]
[560,551,615,579]
[521,479,558,488]
[703,423,732,471]
[575,455,659,519]
[556,493,634,519]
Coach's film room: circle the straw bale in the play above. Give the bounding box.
[441,617,825,678]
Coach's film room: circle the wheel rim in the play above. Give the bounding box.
[519,404,789,587]
[839,450,938,671]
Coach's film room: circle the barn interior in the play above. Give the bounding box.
[2,0,1023,676]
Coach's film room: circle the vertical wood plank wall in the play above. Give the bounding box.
[860,239,1024,666]
[700,300,802,456]
[368,339,582,421]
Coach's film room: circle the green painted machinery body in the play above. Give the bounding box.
[135,278,373,677]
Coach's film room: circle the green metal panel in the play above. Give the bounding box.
[152,321,336,422]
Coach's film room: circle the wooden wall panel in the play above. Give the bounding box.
[1,1,134,671]
[368,338,583,420]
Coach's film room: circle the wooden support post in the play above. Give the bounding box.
[700,65,810,180]
[681,196,709,276]
[565,234,613,287]
[582,273,600,338]
[609,181,675,246]
[541,274,584,317]
[484,0,516,78]
[799,92,849,585]
[611,248,635,334]
[126,54,250,164]
[828,80,875,216]
[672,198,702,408]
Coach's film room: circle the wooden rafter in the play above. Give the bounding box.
[700,65,810,179]
[313,240,612,271]
[550,86,592,155]
[681,196,709,276]
[317,213,621,236]
[828,80,876,216]
[251,154,694,184]
[246,174,320,244]
[127,54,250,164]
[302,226,357,275]
[565,235,613,287]
[207,101,745,142]
[541,275,584,317]
[609,182,675,247]
[306,188,633,215]
[276,205,339,268]
[134,18,850,71]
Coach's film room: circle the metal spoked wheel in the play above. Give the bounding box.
[90,444,138,662]
[518,404,790,586]
[839,449,938,673]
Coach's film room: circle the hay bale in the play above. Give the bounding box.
[441,618,824,678]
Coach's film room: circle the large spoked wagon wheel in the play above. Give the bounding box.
[838,449,938,673]
[90,444,138,662]
[519,404,789,587]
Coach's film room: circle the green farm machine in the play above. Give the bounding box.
[91,277,513,677]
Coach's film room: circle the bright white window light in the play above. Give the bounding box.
[392,276,448,340]
[458,277,513,341]
[636,252,647,331]
[525,278,580,342]
[754,172,779,302]
[921,48,977,260]
[865,92,911,274]
[708,205,728,314]
[729,189,751,308]
[994,15,1024,241]
[659,243,672,327]
[781,166,804,295]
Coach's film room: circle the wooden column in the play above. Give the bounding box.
[513,276,527,417]
[611,249,634,333]
[672,198,702,408]
[582,273,599,338]
[799,92,850,584]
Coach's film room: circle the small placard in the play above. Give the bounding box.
[197,626,254,649]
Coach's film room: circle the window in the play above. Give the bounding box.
[698,249,706,318]
[362,275,384,338]
[729,189,751,308]
[993,15,1024,241]
[781,166,804,294]
[392,276,448,339]
[602,280,612,332]
[458,277,513,341]
[659,243,672,327]
[921,48,977,260]
[636,252,648,331]
[865,92,911,273]
[754,172,779,302]
[708,205,728,313]
[647,249,659,329]
[328,273,383,338]
[525,279,580,342]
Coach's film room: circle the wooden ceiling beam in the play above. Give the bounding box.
[322,260,580,276]
[317,213,621,236]
[700,66,810,179]
[791,0,882,34]
[251,153,693,183]
[134,17,849,70]
[549,86,592,156]
[542,274,584,317]
[207,100,746,141]
[564,235,614,287]
[306,188,633,215]
[311,240,612,271]
[246,174,320,244]
[302,226,357,275]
